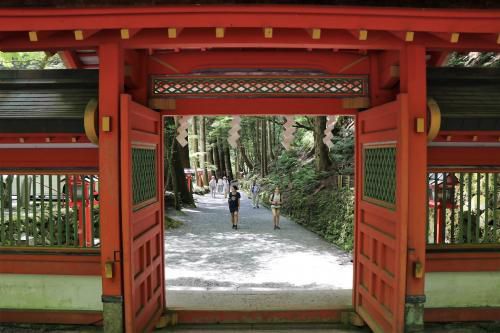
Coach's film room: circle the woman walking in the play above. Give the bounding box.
[228,185,241,229]
[269,186,282,230]
[217,177,224,195]
[223,176,230,198]
[209,176,217,198]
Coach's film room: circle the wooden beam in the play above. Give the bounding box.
[497,33,500,44]
[4,28,499,52]
[149,98,176,110]
[58,50,83,68]
[28,31,38,42]
[263,27,273,39]
[215,27,225,38]
[28,30,54,42]
[120,28,141,40]
[359,29,368,40]
[379,65,399,88]
[342,97,370,109]
[168,27,183,39]
[405,31,414,42]
[307,28,321,40]
[433,32,460,43]
[74,29,99,41]
[378,50,400,89]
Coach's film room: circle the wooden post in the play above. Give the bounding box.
[98,43,125,333]
[399,45,427,331]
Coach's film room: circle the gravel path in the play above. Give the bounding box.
[165,192,353,291]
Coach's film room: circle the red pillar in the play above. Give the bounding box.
[98,43,125,328]
[400,45,427,329]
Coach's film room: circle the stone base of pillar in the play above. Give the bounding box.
[102,295,123,333]
[405,295,426,333]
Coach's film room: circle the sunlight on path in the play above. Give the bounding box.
[165,192,353,292]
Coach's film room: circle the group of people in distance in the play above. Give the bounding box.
[207,175,282,230]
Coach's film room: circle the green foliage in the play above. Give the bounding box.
[447,52,500,68]
[0,205,100,247]
[244,146,355,252]
[165,215,183,230]
[0,51,65,69]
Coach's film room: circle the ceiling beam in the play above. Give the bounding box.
[58,50,83,68]
[159,98,357,116]
[1,6,499,33]
[120,28,141,39]
[1,28,499,52]
[74,29,100,41]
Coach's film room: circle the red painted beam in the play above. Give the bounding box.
[424,307,500,323]
[0,6,499,33]
[1,29,499,52]
[428,147,500,166]
[160,98,358,116]
[0,249,101,276]
[58,50,83,69]
[0,148,98,169]
[0,310,102,325]
[148,50,370,75]
[426,249,500,272]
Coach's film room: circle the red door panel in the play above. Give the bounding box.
[354,95,408,333]
[120,94,164,332]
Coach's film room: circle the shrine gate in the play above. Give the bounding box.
[0,2,499,333]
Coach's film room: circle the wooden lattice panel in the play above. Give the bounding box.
[363,145,396,209]
[132,147,157,207]
[151,75,369,98]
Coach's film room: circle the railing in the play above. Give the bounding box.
[427,170,499,245]
[0,173,100,248]
[336,174,354,189]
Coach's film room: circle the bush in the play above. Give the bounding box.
[246,150,355,252]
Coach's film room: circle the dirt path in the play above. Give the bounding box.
[165,192,353,292]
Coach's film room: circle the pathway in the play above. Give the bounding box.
[165,192,353,311]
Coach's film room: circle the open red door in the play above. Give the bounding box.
[354,95,408,333]
[120,94,165,332]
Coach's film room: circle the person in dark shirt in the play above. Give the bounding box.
[228,185,241,230]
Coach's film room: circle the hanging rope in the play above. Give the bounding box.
[175,116,191,147]
[323,116,338,149]
[227,116,241,148]
[282,116,296,151]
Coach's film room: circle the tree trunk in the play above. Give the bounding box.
[267,118,275,161]
[165,117,180,209]
[212,141,222,178]
[239,145,254,171]
[260,119,268,177]
[199,116,209,186]
[207,143,215,178]
[171,117,195,206]
[314,116,332,172]
[217,137,226,177]
[224,143,234,180]
[235,148,240,179]
[254,120,260,165]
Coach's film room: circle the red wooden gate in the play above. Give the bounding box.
[120,94,165,332]
[354,95,408,333]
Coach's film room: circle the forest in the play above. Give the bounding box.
[164,115,356,250]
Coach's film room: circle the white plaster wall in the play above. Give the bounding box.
[0,274,102,311]
[425,272,500,308]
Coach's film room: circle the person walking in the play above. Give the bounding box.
[223,176,230,199]
[269,186,282,230]
[251,181,261,208]
[228,185,241,229]
[217,177,224,195]
[209,176,217,198]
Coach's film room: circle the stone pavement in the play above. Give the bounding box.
[165,192,353,310]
